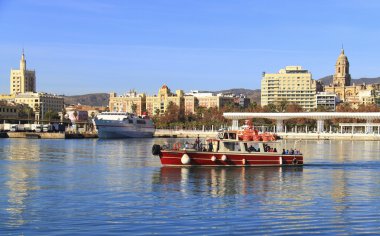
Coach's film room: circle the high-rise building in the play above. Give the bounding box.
[261,66,318,110]
[1,51,64,121]
[10,51,36,94]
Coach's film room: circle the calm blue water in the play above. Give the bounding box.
[1,138,380,235]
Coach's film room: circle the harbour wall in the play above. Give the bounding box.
[6,132,65,139]
[2,130,380,141]
[3,132,98,139]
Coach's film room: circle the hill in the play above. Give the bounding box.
[62,89,262,107]
[318,75,380,85]
[62,75,380,107]
[318,75,333,85]
[214,88,261,104]
[63,93,109,106]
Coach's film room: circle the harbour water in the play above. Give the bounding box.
[1,138,380,235]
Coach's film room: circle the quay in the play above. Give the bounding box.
[154,129,216,138]
[278,132,380,141]
[1,130,380,140]
[1,132,98,139]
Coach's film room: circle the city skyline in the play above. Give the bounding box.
[1,0,380,95]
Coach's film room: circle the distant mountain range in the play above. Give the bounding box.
[63,89,262,107]
[318,75,380,85]
[63,93,109,106]
[63,76,380,107]
[214,88,261,104]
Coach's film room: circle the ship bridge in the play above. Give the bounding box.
[223,112,380,133]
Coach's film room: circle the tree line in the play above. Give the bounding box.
[152,101,380,129]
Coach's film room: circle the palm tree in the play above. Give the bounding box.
[131,103,137,114]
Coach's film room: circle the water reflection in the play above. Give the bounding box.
[6,139,41,161]
[282,140,380,163]
[152,166,303,197]
[1,139,380,234]
[3,140,42,227]
[331,169,348,212]
[95,139,158,167]
[5,163,39,227]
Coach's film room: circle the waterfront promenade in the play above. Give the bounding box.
[154,128,380,141]
[1,129,380,140]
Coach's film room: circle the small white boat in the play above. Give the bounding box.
[94,112,155,138]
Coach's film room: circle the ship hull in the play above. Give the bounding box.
[95,123,155,138]
[159,150,303,166]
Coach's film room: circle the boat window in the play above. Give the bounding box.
[223,142,235,151]
[246,142,260,152]
[136,120,146,124]
[129,119,133,124]
[263,143,277,152]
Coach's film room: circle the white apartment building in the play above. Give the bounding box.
[316,92,339,111]
[261,66,318,110]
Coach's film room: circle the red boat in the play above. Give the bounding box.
[152,129,303,167]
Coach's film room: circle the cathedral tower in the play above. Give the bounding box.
[333,49,351,87]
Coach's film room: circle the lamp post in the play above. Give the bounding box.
[40,102,44,124]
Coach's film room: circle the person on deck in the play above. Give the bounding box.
[208,142,213,152]
[248,145,256,152]
[195,135,201,151]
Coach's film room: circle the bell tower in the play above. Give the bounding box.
[333,48,351,86]
[10,49,36,94]
[20,49,26,71]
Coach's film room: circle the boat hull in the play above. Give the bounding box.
[159,150,303,166]
[96,124,154,138]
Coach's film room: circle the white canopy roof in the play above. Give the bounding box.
[223,112,380,120]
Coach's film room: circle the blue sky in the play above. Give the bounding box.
[1,0,380,95]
